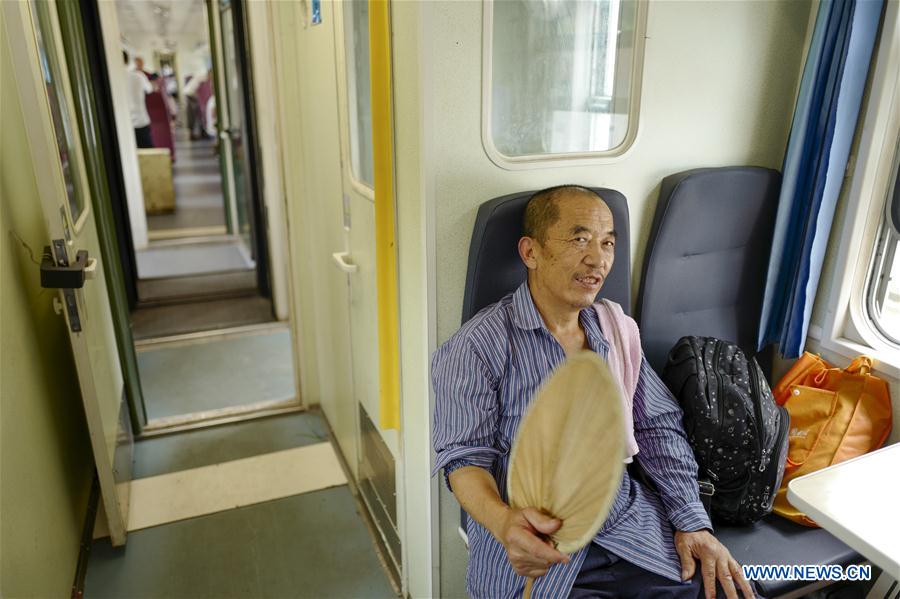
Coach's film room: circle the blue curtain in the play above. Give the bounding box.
[758,0,883,358]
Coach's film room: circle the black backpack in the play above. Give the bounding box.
[661,337,790,525]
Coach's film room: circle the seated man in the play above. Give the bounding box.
[432,185,755,599]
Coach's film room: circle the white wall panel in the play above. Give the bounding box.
[98,1,149,250]
[268,1,358,478]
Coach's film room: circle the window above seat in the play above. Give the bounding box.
[482,0,647,169]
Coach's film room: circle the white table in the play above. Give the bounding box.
[787,442,900,595]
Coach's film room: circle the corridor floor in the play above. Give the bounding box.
[84,411,398,598]
[136,325,295,420]
[146,132,226,238]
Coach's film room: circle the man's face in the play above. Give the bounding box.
[135,58,144,71]
[520,193,616,311]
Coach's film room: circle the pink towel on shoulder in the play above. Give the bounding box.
[594,299,641,462]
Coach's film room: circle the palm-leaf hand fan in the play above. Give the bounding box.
[507,350,626,598]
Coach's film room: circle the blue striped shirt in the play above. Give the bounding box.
[432,283,712,598]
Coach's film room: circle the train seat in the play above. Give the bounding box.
[634,167,780,373]
[636,166,864,597]
[145,88,175,161]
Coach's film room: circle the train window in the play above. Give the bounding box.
[866,142,900,345]
[343,0,374,189]
[485,0,644,163]
[31,0,88,229]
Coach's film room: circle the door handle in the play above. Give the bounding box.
[331,251,358,273]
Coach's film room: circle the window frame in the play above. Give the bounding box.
[480,0,648,170]
[30,0,92,235]
[864,156,900,346]
[340,0,375,199]
[815,0,900,377]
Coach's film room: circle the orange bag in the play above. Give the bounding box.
[772,352,892,526]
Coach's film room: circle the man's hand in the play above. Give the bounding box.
[447,467,569,578]
[674,530,755,599]
[493,507,570,578]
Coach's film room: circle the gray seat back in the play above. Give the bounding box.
[635,167,781,373]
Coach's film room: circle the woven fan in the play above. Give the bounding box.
[507,350,626,597]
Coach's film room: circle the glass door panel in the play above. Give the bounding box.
[218,0,255,261]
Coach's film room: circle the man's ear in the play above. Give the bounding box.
[518,236,538,270]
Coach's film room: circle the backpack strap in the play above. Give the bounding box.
[697,479,715,517]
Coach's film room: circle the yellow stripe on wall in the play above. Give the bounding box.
[369,0,400,430]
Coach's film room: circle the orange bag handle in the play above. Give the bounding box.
[846,356,872,375]
[813,368,828,385]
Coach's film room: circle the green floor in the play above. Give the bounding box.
[85,412,397,598]
[135,240,253,279]
[146,131,225,235]
[138,329,295,420]
[132,411,329,479]
[131,296,274,340]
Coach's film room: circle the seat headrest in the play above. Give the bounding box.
[462,188,631,323]
[636,167,781,373]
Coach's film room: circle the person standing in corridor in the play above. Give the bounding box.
[124,52,153,149]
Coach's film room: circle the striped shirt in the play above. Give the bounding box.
[432,283,712,598]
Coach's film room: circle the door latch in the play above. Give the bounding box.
[41,239,90,333]
[41,246,89,289]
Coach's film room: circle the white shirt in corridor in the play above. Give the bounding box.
[126,67,153,129]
